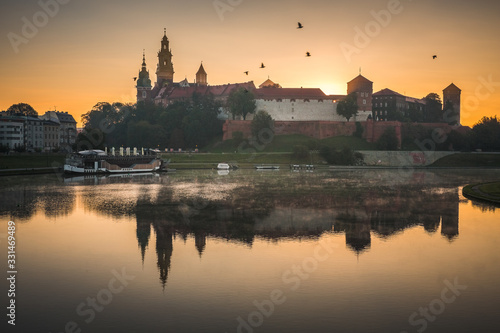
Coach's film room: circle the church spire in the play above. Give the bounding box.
[141,49,146,69]
[157,29,174,85]
[137,50,152,102]
[196,61,207,86]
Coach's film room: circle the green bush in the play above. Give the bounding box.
[232,131,244,147]
[376,127,399,150]
[293,145,310,160]
[320,146,364,166]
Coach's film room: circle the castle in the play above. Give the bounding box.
[137,31,461,131]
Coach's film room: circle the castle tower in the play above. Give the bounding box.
[136,50,152,103]
[347,74,373,113]
[156,29,174,86]
[443,83,461,125]
[196,62,207,86]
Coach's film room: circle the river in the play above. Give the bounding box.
[1,169,499,333]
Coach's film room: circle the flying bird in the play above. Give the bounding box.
[432,55,437,59]
[297,22,303,29]
[260,63,265,69]
[306,52,311,57]
[244,71,249,75]
[133,77,137,81]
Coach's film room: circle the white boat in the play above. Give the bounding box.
[255,165,280,170]
[217,163,230,170]
[64,150,164,174]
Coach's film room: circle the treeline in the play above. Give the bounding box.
[76,93,223,151]
[401,116,500,152]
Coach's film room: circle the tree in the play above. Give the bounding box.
[424,93,443,123]
[337,93,358,122]
[81,102,128,130]
[251,110,274,139]
[227,87,256,120]
[471,116,500,151]
[376,127,399,150]
[6,103,37,116]
[319,146,364,165]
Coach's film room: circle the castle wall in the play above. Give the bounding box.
[223,120,404,144]
[253,99,344,121]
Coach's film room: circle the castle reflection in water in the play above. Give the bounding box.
[2,170,491,288]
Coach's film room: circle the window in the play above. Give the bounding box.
[142,91,147,98]
[363,99,366,105]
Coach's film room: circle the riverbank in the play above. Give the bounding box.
[1,152,499,175]
[462,182,500,205]
[0,154,65,176]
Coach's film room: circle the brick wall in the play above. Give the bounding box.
[222,120,463,147]
[223,120,402,144]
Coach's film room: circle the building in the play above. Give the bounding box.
[135,31,460,127]
[40,111,77,152]
[253,85,345,121]
[443,83,461,125]
[372,85,459,124]
[136,51,152,103]
[347,75,373,118]
[43,120,60,152]
[196,63,207,86]
[24,116,44,151]
[136,31,261,108]
[0,117,24,149]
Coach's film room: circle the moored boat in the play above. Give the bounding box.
[217,163,230,170]
[255,165,280,170]
[64,150,164,174]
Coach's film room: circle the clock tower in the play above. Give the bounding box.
[156,29,174,86]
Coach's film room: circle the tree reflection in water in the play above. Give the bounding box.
[0,170,495,288]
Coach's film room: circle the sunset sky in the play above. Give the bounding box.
[1,0,499,127]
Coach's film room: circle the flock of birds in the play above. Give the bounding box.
[245,22,437,76]
[133,21,438,81]
[245,22,308,75]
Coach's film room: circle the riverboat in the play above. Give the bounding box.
[64,150,164,174]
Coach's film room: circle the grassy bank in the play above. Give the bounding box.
[0,154,65,170]
[163,152,323,168]
[463,181,500,204]
[430,153,500,167]
[206,135,376,153]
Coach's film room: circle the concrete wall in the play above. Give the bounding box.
[359,151,455,167]
[254,99,344,121]
[250,99,371,122]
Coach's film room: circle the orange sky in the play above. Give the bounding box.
[1,0,499,127]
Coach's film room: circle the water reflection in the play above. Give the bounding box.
[78,171,464,286]
[0,170,495,289]
[0,185,74,220]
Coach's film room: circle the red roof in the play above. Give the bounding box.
[347,75,373,85]
[373,88,405,97]
[162,82,256,100]
[443,83,461,93]
[254,88,327,100]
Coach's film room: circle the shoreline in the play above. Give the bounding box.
[462,182,500,205]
